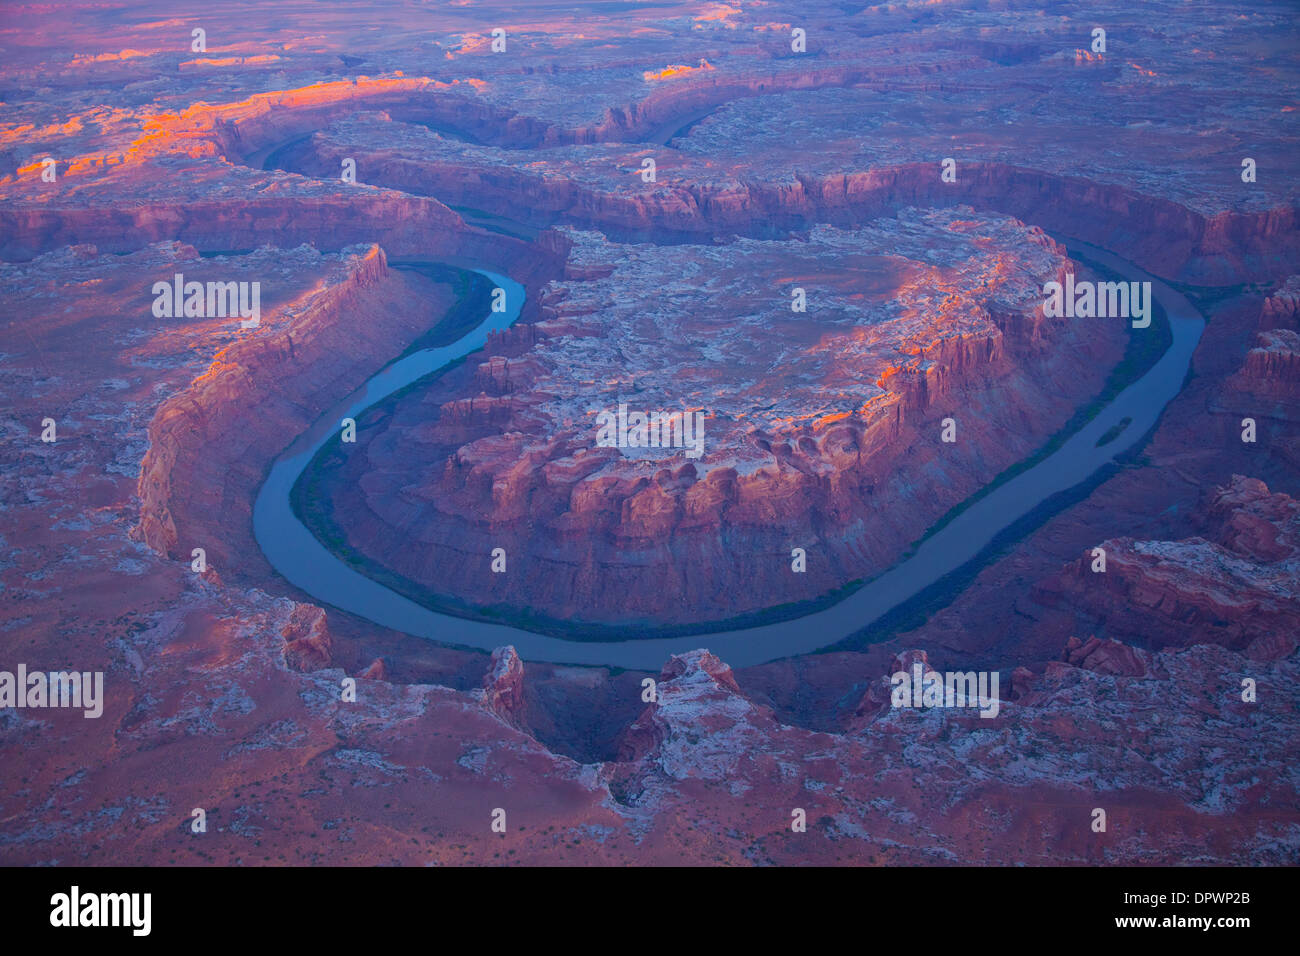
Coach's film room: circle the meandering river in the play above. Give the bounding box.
[253,244,1204,668]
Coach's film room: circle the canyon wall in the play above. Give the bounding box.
[1224,276,1300,420]
[132,228,569,583]
[135,245,439,572]
[1032,475,1300,659]
[314,218,1128,632]
[2,193,479,262]
[299,134,1300,285]
[562,57,999,145]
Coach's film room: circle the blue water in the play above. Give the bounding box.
[254,249,1205,668]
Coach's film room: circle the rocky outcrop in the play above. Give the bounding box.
[1035,476,1300,658]
[474,645,527,727]
[358,658,387,681]
[1259,276,1300,331]
[1205,475,1298,562]
[135,244,440,576]
[1239,329,1300,391]
[1224,278,1300,419]
[616,650,754,771]
[281,604,333,672]
[854,648,932,719]
[1063,635,1149,677]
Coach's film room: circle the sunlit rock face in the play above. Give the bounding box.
[3,0,1297,278]
[311,207,1124,631]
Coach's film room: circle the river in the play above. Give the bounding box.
[252,245,1205,669]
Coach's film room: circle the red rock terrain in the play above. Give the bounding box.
[1223,276,1300,422]
[314,210,1125,629]
[1,0,1297,867]
[1034,475,1300,658]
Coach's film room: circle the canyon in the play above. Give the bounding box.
[305,210,1127,633]
[0,0,1296,867]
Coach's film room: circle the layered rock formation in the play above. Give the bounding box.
[310,208,1125,630]
[134,243,448,573]
[2,0,1297,870]
[1224,277,1300,421]
[290,113,1299,285]
[474,646,528,729]
[1035,476,1300,659]
[1061,635,1151,677]
[281,604,333,672]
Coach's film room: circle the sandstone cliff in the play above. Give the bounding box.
[1224,277,1300,420]
[316,212,1127,631]
[1033,475,1300,659]
[136,245,423,569]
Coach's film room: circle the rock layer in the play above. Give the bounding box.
[314,208,1125,630]
[1035,476,1300,658]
